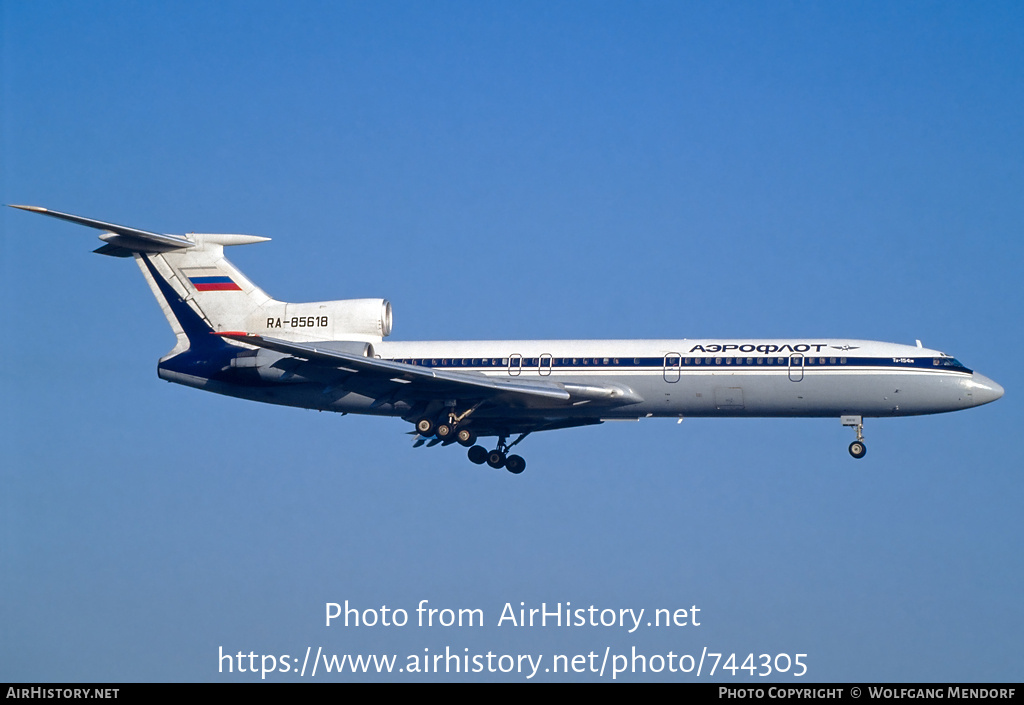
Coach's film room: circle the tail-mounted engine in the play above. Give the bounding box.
[256,298,392,341]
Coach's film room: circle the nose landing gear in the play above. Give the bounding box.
[842,415,867,459]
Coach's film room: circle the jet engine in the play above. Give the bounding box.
[257,298,393,341]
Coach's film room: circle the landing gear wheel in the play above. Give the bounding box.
[436,422,454,440]
[467,445,488,465]
[456,428,477,447]
[505,454,526,474]
[415,417,436,437]
[849,441,867,459]
[486,450,507,469]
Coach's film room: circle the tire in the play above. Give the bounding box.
[467,445,488,465]
[505,454,526,474]
[456,428,476,447]
[486,450,507,469]
[415,417,436,436]
[849,441,866,459]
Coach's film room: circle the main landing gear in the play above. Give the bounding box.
[466,434,527,474]
[413,413,529,475]
[416,414,478,447]
[842,415,867,459]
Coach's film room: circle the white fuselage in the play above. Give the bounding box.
[186,337,1000,421]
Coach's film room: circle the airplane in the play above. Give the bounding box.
[10,205,1004,474]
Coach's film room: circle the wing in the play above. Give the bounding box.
[214,332,643,412]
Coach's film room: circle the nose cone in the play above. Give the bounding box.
[968,373,1004,407]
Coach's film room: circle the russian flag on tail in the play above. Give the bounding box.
[188,275,242,292]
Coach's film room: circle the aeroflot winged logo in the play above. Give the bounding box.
[688,343,862,354]
[688,343,833,354]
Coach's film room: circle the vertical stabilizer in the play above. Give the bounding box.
[8,206,274,358]
[134,236,274,358]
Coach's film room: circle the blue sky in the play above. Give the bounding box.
[2,1,1022,682]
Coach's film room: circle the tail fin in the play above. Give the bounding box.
[134,236,273,358]
[10,206,273,359]
[137,240,393,355]
[11,206,393,361]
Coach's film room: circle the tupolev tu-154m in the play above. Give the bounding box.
[11,205,1004,475]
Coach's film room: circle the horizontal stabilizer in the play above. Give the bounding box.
[9,205,195,253]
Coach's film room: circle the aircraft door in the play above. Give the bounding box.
[539,353,552,376]
[788,353,804,382]
[663,353,681,383]
[508,354,522,376]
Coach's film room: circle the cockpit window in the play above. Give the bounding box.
[934,357,970,371]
